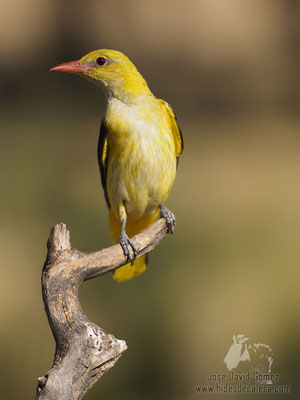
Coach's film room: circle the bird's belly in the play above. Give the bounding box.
[107,135,176,219]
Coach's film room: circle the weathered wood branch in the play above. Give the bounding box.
[35,218,168,400]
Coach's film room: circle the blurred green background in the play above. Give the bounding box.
[1,0,299,399]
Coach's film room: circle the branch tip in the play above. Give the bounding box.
[47,222,71,252]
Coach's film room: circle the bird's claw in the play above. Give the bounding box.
[159,205,176,234]
[120,232,138,265]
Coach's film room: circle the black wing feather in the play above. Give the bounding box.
[173,111,184,167]
[97,120,110,208]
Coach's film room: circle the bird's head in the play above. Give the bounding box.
[50,49,151,102]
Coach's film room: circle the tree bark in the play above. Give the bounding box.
[36,218,168,400]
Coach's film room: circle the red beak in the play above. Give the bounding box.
[50,60,95,73]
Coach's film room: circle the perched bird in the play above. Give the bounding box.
[50,49,183,282]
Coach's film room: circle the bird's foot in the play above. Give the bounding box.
[120,231,138,265]
[159,204,176,234]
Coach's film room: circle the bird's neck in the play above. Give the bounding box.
[104,72,153,105]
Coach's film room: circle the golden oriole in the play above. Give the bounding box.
[50,49,183,282]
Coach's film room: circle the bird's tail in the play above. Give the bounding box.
[109,208,159,282]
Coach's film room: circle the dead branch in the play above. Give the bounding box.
[35,218,168,400]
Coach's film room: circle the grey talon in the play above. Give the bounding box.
[159,204,176,234]
[120,231,138,264]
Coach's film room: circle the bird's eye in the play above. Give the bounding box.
[96,57,107,66]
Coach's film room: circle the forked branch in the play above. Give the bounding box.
[35,218,168,400]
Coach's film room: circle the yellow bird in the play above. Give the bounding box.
[50,49,183,282]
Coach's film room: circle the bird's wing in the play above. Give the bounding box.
[160,100,184,165]
[97,120,110,208]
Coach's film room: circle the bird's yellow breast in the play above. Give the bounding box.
[105,97,177,219]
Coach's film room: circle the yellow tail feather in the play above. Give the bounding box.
[113,255,148,283]
[109,208,159,282]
